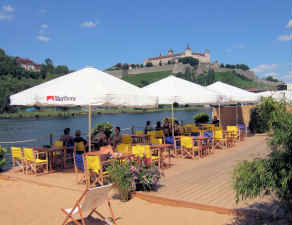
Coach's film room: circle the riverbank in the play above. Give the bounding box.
[0,106,205,119]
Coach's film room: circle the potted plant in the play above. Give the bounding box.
[132,161,163,191]
[193,113,209,126]
[91,122,113,138]
[107,159,136,201]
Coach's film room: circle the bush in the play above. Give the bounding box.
[107,159,163,201]
[249,97,283,133]
[233,98,292,219]
[0,145,7,171]
[193,113,209,124]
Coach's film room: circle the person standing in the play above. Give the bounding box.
[144,121,153,134]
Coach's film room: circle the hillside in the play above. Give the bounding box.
[122,70,274,89]
[122,70,172,87]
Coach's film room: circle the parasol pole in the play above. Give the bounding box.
[219,103,221,126]
[171,102,176,156]
[88,105,92,152]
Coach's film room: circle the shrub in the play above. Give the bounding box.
[0,145,7,171]
[107,159,136,201]
[107,159,163,201]
[249,97,284,133]
[233,98,292,220]
[193,113,209,124]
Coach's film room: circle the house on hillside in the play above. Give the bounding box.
[16,57,42,72]
[144,44,211,66]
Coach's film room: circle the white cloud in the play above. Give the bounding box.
[277,34,292,41]
[81,21,97,28]
[40,24,48,29]
[251,64,278,73]
[0,4,14,21]
[2,5,14,12]
[37,35,50,42]
[0,12,13,20]
[287,19,292,28]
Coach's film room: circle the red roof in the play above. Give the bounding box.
[16,57,41,69]
[148,52,205,60]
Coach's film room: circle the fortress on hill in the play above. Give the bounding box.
[144,44,211,66]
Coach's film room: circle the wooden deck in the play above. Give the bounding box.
[147,134,270,209]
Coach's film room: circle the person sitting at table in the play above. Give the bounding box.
[92,127,109,150]
[97,145,115,161]
[111,126,122,148]
[212,116,220,126]
[60,128,74,147]
[144,121,153,134]
[155,121,163,131]
[162,118,170,137]
[74,130,87,154]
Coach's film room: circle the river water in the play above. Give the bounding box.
[0,108,211,169]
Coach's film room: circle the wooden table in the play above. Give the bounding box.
[34,146,74,171]
[150,144,172,169]
[130,134,150,144]
[193,136,210,157]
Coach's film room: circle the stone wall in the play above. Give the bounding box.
[127,64,175,75]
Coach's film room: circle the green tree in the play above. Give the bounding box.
[121,63,129,70]
[55,65,69,75]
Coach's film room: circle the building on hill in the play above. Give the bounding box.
[16,57,42,72]
[144,44,211,66]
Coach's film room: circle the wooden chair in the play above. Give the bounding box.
[54,140,74,169]
[214,127,227,149]
[150,136,163,145]
[132,145,145,159]
[180,136,200,159]
[23,147,48,175]
[116,143,131,154]
[142,145,161,168]
[61,184,116,225]
[135,130,144,135]
[121,134,131,144]
[227,126,240,146]
[11,146,25,173]
[85,153,109,187]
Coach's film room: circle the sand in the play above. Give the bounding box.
[0,178,232,225]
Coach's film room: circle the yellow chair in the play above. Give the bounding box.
[183,124,193,133]
[147,130,156,137]
[155,130,164,139]
[180,136,199,159]
[214,127,227,149]
[135,130,144,135]
[23,147,48,175]
[116,143,131,154]
[122,134,132,144]
[11,146,24,173]
[142,145,160,167]
[132,145,144,158]
[150,136,163,145]
[85,154,108,186]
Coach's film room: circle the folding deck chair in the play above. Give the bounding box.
[61,183,116,225]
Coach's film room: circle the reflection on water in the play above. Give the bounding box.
[0,108,211,169]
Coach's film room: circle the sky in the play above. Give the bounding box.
[0,0,292,82]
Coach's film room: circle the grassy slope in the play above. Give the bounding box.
[122,70,172,87]
[122,70,273,89]
[214,71,273,89]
